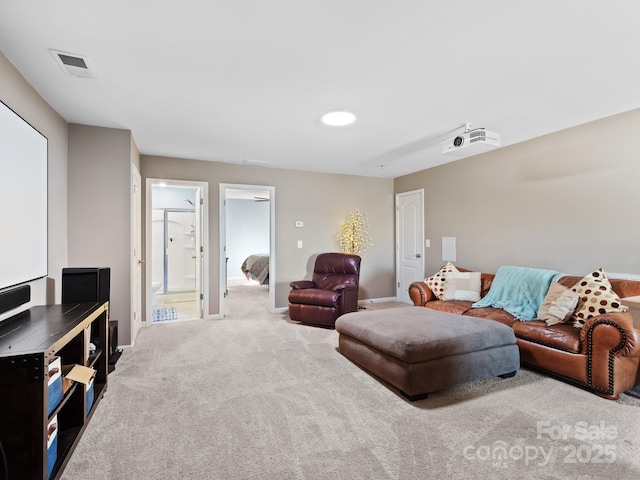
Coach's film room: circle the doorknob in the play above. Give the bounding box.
[415,254,421,258]
[138,259,145,265]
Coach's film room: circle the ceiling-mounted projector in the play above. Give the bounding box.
[441,128,501,154]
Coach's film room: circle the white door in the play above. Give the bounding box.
[396,189,424,303]
[195,188,203,318]
[131,165,143,343]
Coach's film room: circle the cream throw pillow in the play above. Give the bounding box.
[424,262,458,299]
[537,282,580,325]
[570,268,628,328]
[442,271,482,302]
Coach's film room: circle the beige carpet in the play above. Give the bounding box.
[61,284,640,479]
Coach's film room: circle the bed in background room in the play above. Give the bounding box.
[241,254,269,285]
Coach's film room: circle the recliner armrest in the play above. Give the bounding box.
[332,283,357,292]
[290,280,316,290]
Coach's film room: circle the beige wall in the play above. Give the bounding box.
[68,124,137,344]
[395,108,640,278]
[0,52,68,319]
[8,39,637,333]
[141,156,396,314]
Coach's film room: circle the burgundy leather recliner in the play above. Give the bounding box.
[288,253,361,328]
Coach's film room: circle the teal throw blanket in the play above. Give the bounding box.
[472,266,562,321]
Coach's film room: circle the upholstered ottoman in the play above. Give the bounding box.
[335,307,520,400]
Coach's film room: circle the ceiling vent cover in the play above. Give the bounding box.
[242,159,268,166]
[50,50,96,79]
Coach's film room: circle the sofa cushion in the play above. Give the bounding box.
[463,307,516,327]
[424,262,458,299]
[538,282,580,325]
[426,300,473,315]
[512,321,581,354]
[569,268,628,328]
[442,271,482,301]
[471,266,561,320]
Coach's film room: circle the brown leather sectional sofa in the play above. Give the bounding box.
[409,272,640,399]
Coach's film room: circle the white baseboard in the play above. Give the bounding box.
[358,296,401,305]
[271,302,404,313]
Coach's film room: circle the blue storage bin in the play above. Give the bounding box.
[86,377,95,416]
[47,416,58,479]
[47,357,63,415]
[47,376,62,415]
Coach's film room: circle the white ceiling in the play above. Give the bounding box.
[1,1,639,179]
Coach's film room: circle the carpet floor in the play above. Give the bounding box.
[61,285,640,480]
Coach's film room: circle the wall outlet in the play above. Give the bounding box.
[295,221,304,228]
[297,240,303,248]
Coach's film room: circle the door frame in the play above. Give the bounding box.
[219,183,276,316]
[131,164,142,345]
[395,189,425,303]
[145,178,209,323]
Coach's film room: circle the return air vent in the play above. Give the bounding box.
[50,49,96,79]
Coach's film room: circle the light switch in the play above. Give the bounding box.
[425,239,430,248]
[295,221,304,228]
[297,240,303,248]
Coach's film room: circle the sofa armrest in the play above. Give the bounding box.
[579,311,640,357]
[578,311,640,396]
[290,280,316,290]
[408,282,437,306]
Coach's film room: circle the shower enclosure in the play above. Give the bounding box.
[152,208,197,295]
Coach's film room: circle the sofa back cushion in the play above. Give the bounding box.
[312,253,361,290]
[472,272,640,304]
[457,267,494,298]
[557,275,640,301]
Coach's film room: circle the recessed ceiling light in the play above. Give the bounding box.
[321,111,356,126]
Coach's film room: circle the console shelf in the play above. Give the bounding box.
[0,302,109,480]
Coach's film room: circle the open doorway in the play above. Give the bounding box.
[219,184,275,317]
[146,179,208,323]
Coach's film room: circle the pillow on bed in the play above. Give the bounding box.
[537,282,580,325]
[442,271,482,302]
[424,262,458,300]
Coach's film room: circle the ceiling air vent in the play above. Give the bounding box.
[242,159,268,166]
[50,49,96,79]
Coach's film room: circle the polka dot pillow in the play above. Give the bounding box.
[570,268,628,328]
[424,262,459,300]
